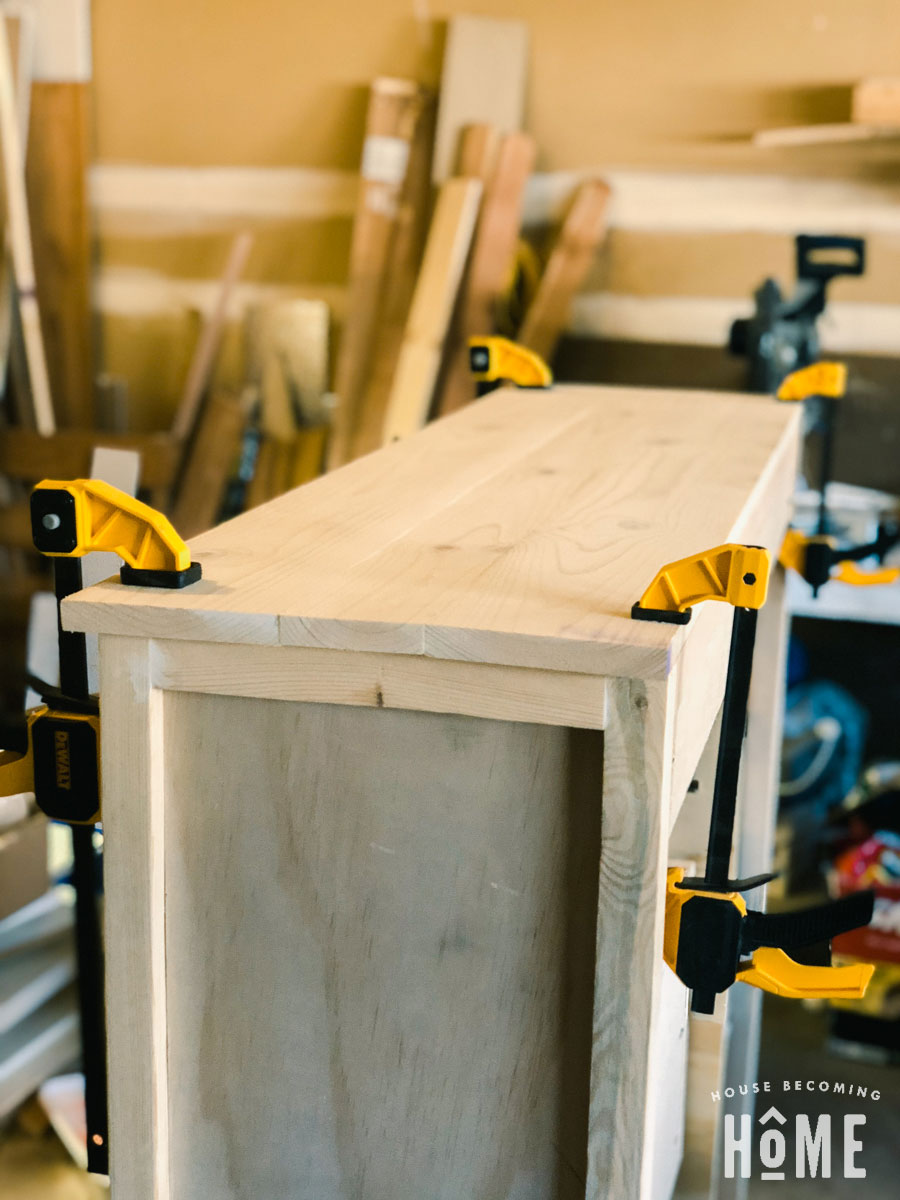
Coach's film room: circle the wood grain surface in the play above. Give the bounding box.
[65,386,800,683]
[162,692,602,1199]
[26,82,94,427]
[329,79,432,468]
[380,176,481,443]
[589,674,685,1200]
[98,638,169,1199]
[519,178,611,363]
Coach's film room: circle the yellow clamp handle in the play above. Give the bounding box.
[780,528,900,588]
[833,561,900,587]
[738,948,874,1000]
[32,479,191,573]
[468,336,553,388]
[777,361,847,402]
[664,868,874,1003]
[636,544,770,615]
[1,706,102,825]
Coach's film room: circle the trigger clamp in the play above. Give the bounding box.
[664,868,876,1014]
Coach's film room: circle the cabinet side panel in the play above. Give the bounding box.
[163,694,602,1200]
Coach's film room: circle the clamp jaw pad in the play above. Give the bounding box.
[664,868,875,1013]
[777,361,847,402]
[780,527,900,592]
[31,479,201,588]
[631,544,770,624]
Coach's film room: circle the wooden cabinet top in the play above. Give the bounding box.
[64,385,800,680]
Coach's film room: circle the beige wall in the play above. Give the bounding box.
[86,1,900,427]
[92,0,900,174]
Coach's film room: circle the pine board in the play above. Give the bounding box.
[432,15,528,183]
[63,386,801,682]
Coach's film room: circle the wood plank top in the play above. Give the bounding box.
[63,385,800,679]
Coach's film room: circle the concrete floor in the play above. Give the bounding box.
[748,996,900,1199]
[0,1128,105,1199]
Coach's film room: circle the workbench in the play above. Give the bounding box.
[64,384,801,1200]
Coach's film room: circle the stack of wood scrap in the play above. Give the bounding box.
[327,78,435,467]
[328,13,612,465]
[0,9,614,621]
[754,75,900,147]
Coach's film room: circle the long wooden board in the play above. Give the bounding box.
[380,177,481,444]
[171,392,244,537]
[0,5,35,404]
[438,131,535,415]
[170,231,253,443]
[753,121,900,148]
[0,16,53,433]
[345,89,435,462]
[25,0,94,427]
[328,79,432,468]
[432,15,528,183]
[518,178,611,362]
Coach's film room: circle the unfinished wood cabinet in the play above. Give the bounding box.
[63,385,801,1200]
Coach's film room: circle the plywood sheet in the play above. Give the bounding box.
[432,15,528,183]
[162,692,601,1199]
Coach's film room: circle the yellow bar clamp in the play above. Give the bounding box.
[8,480,202,825]
[468,336,553,389]
[665,869,873,1004]
[31,479,201,587]
[632,543,770,624]
[0,707,102,826]
[780,527,900,591]
[777,361,847,402]
[737,947,874,1001]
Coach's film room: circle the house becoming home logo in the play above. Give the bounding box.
[725,1104,867,1180]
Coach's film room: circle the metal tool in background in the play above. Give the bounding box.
[632,542,875,1014]
[1,479,203,1173]
[776,363,900,595]
[729,234,866,394]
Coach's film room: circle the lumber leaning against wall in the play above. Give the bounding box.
[87,0,900,428]
[328,78,432,469]
[25,0,94,427]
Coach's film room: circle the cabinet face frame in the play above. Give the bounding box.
[97,610,771,1200]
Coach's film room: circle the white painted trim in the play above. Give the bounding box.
[0,0,35,140]
[90,165,359,235]
[30,0,90,82]
[93,267,900,357]
[569,294,745,348]
[89,162,900,236]
[94,265,348,320]
[569,292,900,356]
[597,171,900,236]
